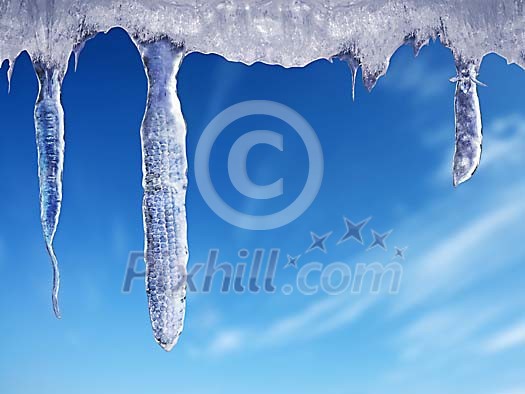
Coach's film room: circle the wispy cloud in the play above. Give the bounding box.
[257,296,343,345]
[208,329,246,356]
[481,320,525,354]
[197,187,525,358]
[494,388,525,394]
[392,196,525,314]
[200,293,374,356]
[192,113,525,362]
[381,53,451,99]
[395,293,519,362]
[482,114,525,168]
[304,296,376,339]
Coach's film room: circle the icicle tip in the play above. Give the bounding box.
[45,241,61,319]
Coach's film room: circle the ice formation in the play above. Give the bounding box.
[1,0,524,351]
[138,39,188,351]
[33,60,66,319]
[451,58,484,186]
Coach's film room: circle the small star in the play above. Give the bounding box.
[285,254,300,268]
[337,216,371,245]
[306,231,332,254]
[393,246,408,260]
[367,229,393,251]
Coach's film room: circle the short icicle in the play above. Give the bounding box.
[137,39,188,352]
[33,60,67,319]
[451,58,484,186]
[339,53,361,101]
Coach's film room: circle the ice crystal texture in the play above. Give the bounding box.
[1,0,523,350]
[33,60,66,319]
[138,39,188,351]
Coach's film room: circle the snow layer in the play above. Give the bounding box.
[1,1,525,72]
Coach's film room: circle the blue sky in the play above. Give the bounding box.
[0,27,524,393]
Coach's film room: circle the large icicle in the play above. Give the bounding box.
[451,58,483,186]
[33,60,66,319]
[137,39,188,352]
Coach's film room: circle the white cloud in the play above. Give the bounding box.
[304,296,376,339]
[199,293,375,357]
[258,296,343,345]
[392,196,525,314]
[187,307,222,333]
[494,388,525,394]
[481,320,525,354]
[195,113,525,359]
[198,184,525,357]
[381,53,451,99]
[482,114,525,168]
[396,297,511,361]
[208,329,246,356]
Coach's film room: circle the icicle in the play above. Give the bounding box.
[340,53,360,101]
[7,59,15,93]
[33,60,67,319]
[362,64,387,92]
[137,39,188,352]
[413,38,430,57]
[73,50,80,72]
[405,33,430,57]
[450,58,484,186]
[73,42,86,72]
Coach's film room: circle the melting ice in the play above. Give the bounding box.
[1,0,524,351]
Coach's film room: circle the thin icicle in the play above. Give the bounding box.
[405,33,430,57]
[450,58,483,186]
[340,53,360,101]
[33,60,66,319]
[7,59,15,93]
[362,64,387,92]
[137,39,188,352]
[73,42,86,72]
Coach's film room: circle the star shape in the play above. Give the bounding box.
[337,216,371,245]
[393,246,407,260]
[285,254,300,268]
[367,229,393,251]
[306,231,332,254]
